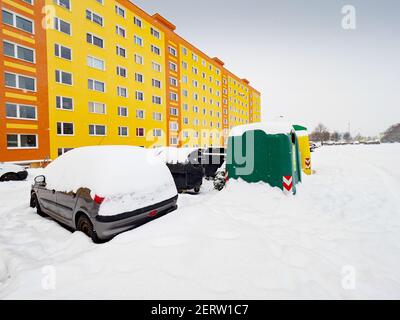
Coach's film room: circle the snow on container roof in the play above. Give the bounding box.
[44,146,176,199]
[292,125,309,137]
[152,147,201,164]
[229,122,295,137]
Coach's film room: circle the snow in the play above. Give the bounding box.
[152,147,201,164]
[229,122,294,137]
[43,146,177,216]
[295,129,309,137]
[1,144,400,299]
[0,163,25,175]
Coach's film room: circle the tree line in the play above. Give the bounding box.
[309,123,400,144]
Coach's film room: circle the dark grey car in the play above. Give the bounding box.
[30,175,178,243]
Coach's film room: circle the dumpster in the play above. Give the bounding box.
[226,122,302,194]
[153,147,204,193]
[201,147,226,179]
[293,125,312,175]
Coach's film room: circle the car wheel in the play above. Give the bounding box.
[0,173,19,182]
[30,194,46,217]
[194,187,200,193]
[76,215,101,243]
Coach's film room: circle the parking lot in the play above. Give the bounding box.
[1,144,400,299]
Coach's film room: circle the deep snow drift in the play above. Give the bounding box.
[1,144,400,299]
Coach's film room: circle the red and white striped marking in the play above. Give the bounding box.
[305,158,311,169]
[283,176,293,193]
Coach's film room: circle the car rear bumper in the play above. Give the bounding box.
[93,195,178,240]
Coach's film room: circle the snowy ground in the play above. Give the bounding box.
[1,144,400,299]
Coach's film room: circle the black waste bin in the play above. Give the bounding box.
[201,147,226,179]
[153,148,204,193]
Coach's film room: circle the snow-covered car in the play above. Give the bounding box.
[0,163,28,182]
[30,146,178,243]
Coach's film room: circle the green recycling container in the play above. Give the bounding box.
[226,123,302,194]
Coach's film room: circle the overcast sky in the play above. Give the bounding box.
[134,0,400,136]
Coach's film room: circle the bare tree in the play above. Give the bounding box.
[310,123,330,144]
[331,131,341,142]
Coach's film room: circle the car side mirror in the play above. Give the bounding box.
[35,175,46,186]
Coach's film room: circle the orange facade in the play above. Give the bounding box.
[0,0,49,163]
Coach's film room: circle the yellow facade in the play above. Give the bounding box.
[43,0,261,159]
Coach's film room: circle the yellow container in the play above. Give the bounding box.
[293,125,312,175]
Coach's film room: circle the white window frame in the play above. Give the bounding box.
[2,9,34,34]
[88,101,106,114]
[5,72,36,92]
[118,106,128,117]
[88,79,105,92]
[3,40,36,63]
[5,102,37,120]
[87,56,105,71]
[54,17,71,35]
[118,126,129,137]
[55,70,73,86]
[89,124,107,136]
[57,122,74,136]
[6,133,38,149]
[56,96,74,111]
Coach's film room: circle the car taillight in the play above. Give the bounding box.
[225,173,229,182]
[148,210,158,217]
[94,195,105,205]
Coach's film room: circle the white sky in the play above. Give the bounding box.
[134,0,400,136]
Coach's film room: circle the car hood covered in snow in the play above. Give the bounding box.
[43,146,177,216]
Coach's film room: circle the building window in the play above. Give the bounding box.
[5,72,36,91]
[168,46,177,56]
[192,53,198,61]
[117,66,127,77]
[54,0,70,10]
[183,117,188,125]
[169,62,177,72]
[150,27,160,39]
[134,54,143,65]
[183,103,188,111]
[2,9,34,34]
[152,79,161,88]
[3,41,35,63]
[55,43,72,60]
[152,96,162,105]
[87,56,105,70]
[181,47,187,55]
[89,124,106,136]
[89,102,106,114]
[181,61,188,69]
[134,35,143,46]
[169,77,177,87]
[56,96,73,110]
[55,70,72,85]
[192,67,198,75]
[116,46,126,57]
[57,122,74,135]
[6,103,36,120]
[169,121,178,132]
[170,92,178,101]
[115,5,125,17]
[153,112,162,121]
[118,106,128,117]
[54,17,71,35]
[7,134,37,149]
[136,109,145,119]
[117,86,128,97]
[135,73,144,83]
[118,126,129,137]
[134,16,142,28]
[153,129,162,137]
[170,137,178,145]
[116,25,126,37]
[88,79,105,92]
[152,61,161,72]
[86,9,103,26]
[57,148,74,157]
[86,33,104,48]
[135,91,144,101]
[136,128,145,137]
[151,45,161,55]
[170,107,178,116]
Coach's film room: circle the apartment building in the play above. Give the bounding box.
[1,0,261,163]
[0,0,50,164]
